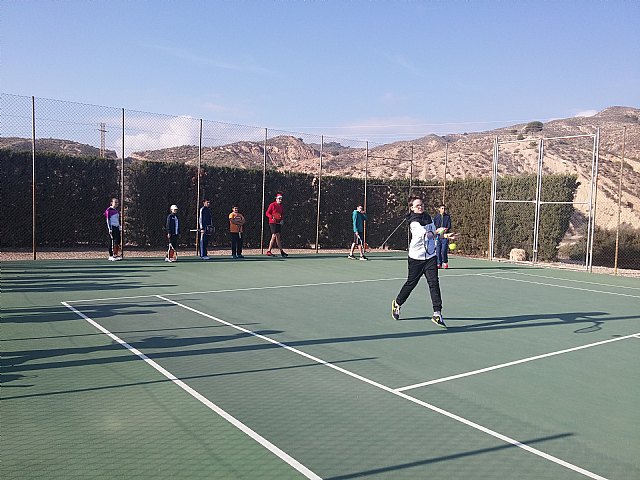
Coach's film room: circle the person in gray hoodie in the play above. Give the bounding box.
[391,197,450,328]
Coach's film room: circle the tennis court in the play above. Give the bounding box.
[3,253,639,479]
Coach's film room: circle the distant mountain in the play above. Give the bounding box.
[2,107,638,230]
[0,137,118,159]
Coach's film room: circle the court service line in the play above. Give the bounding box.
[65,273,483,304]
[478,274,640,299]
[509,271,640,291]
[156,295,608,480]
[60,301,321,480]
[396,332,640,391]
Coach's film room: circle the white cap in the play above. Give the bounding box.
[170,204,178,210]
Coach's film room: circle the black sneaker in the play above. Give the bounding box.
[280,251,289,257]
[391,300,401,320]
[359,256,368,261]
[431,312,447,328]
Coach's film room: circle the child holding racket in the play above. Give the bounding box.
[165,204,180,262]
[229,205,246,258]
[391,197,451,328]
[105,197,122,261]
[348,205,368,260]
[265,193,288,257]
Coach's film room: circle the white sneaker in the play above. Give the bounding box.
[201,256,210,260]
[108,256,115,261]
[114,256,122,261]
[164,257,171,262]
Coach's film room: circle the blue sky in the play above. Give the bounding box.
[2,0,639,143]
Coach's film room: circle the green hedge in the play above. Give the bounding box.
[1,149,582,262]
[1,150,119,247]
[567,225,640,269]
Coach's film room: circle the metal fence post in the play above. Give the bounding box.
[614,126,627,275]
[489,136,498,260]
[31,96,37,260]
[364,142,369,247]
[196,119,202,255]
[121,108,126,258]
[587,128,600,272]
[260,128,267,254]
[532,138,544,264]
[442,142,448,205]
[315,136,323,253]
[409,145,413,198]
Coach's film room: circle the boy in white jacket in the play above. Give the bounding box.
[391,197,447,328]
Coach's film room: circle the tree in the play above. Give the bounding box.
[524,121,544,133]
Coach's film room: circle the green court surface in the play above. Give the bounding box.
[2,253,639,479]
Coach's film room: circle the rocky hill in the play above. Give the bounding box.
[128,106,640,230]
[2,107,638,230]
[0,137,118,159]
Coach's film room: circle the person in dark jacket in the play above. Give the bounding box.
[165,204,180,262]
[199,199,213,260]
[433,204,452,269]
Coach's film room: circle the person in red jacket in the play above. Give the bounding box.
[265,192,288,257]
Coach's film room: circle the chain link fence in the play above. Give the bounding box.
[1,93,638,275]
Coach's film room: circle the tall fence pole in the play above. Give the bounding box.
[196,119,202,255]
[614,126,627,275]
[410,148,414,194]
[442,142,448,205]
[489,136,499,260]
[364,142,369,248]
[315,136,323,253]
[532,138,544,264]
[31,96,37,260]
[120,108,125,258]
[260,128,267,254]
[587,128,600,273]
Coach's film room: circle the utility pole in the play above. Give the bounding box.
[98,122,107,157]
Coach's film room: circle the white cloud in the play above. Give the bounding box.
[113,115,201,156]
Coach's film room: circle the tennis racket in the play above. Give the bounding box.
[167,243,177,262]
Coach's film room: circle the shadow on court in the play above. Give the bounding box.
[1,356,375,397]
[325,433,574,479]
[1,303,174,324]
[5,311,636,376]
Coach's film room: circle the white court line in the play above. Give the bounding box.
[509,271,640,291]
[479,274,640,299]
[396,332,640,392]
[155,295,608,480]
[61,301,321,480]
[65,273,483,304]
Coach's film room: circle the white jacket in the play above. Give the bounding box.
[408,219,437,260]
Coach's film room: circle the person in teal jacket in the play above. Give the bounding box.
[348,205,368,260]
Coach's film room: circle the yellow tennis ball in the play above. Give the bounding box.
[448,242,457,251]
